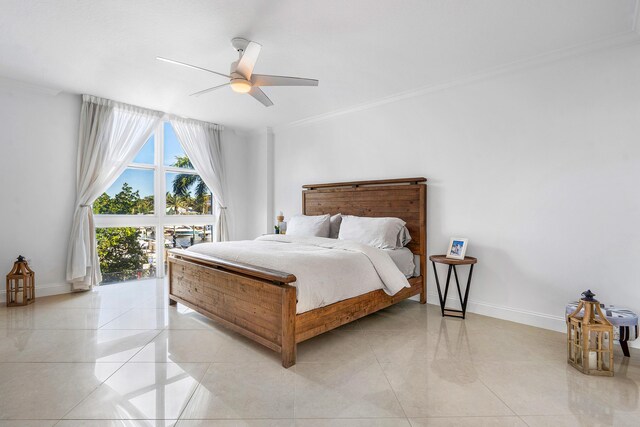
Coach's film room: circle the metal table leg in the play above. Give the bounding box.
[432,261,475,319]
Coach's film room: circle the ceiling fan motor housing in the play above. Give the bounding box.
[229,62,251,92]
[231,37,250,53]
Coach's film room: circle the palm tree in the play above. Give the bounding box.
[166,192,186,215]
[172,155,211,214]
[136,196,154,215]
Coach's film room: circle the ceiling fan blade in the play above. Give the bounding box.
[157,57,230,79]
[189,83,230,97]
[251,74,318,87]
[235,41,262,79]
[248,87,274,107]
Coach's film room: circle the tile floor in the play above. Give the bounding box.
[0,279,639,426]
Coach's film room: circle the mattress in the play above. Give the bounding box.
[384,247,416,278]
[180,235,410,313]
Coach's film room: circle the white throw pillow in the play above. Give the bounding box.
[338,215,407,249]
[286,214,331,237]
[398,226,412,247]
[329,213,342,239]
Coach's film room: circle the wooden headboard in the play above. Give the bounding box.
[302,177,427,267]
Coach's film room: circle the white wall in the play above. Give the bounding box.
[243,128,275,239]
[220,128,253,241]
[271,43,640,333]
[0,85,80,297]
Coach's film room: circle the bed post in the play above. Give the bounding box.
[281,284,297,368]
[168,260,177,306]
[420,190,427,304]
[419,260,427,304]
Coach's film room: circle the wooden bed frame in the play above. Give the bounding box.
[168,177,427,367]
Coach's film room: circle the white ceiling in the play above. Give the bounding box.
[0,0,638,130]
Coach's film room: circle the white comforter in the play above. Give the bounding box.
[182,234,410,313]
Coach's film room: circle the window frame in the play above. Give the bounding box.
[93,121,216,279]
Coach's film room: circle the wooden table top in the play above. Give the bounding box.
[429,255,478,265]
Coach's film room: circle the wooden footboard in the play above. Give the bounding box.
[168,250,298,367]
[169,249,424,367]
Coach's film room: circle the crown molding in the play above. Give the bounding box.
[231,128,257,137]
[0,75,62,96]
[233,126,275,139]
[273,30,640,132]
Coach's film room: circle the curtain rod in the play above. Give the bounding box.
[82,94,223,130]
[167,113,224,130]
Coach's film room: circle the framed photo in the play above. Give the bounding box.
[446,237,468,260]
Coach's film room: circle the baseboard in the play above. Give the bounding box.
[426,291,567,332]
[2,283,637,349]
[0,282,71,303]
[425,291,640,349]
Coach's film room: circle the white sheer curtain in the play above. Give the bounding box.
[169,117,229,242]
[66,95,163,291]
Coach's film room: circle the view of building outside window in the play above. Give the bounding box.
[162,225,213,274]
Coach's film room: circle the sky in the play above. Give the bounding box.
[106,123,197,197]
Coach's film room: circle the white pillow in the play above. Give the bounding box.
[286,214,331,237]
[338,215,407,249]
[398,226,412,247]
[329,213,342,239]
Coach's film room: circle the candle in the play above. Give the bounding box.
[589,351,597,368]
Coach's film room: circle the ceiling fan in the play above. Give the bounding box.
[157,37,319,107]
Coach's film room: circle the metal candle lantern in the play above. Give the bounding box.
[5,255,35,307]
[567,290,614,376]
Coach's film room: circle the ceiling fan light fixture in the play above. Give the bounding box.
[230,78,252,93]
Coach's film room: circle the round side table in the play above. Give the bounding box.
[429,255,478,319]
